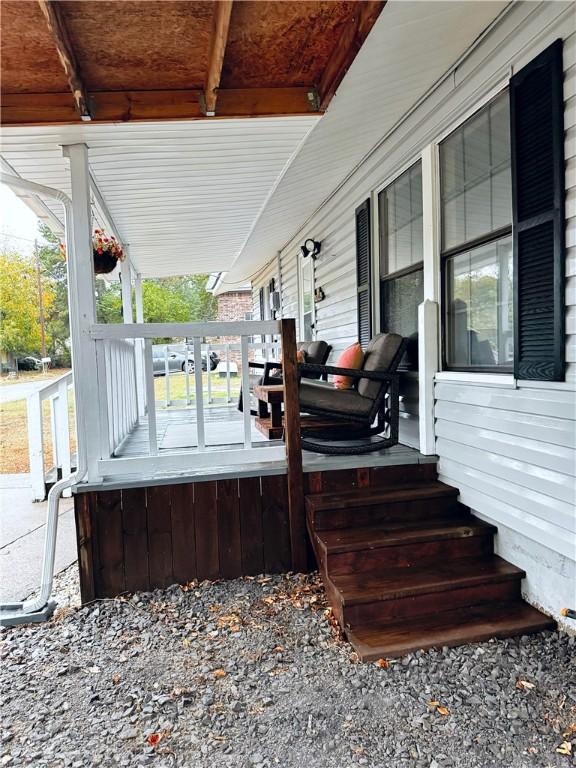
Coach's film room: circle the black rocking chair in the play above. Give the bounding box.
[295,333,407,455]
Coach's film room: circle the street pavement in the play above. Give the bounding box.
[0,474,77,602]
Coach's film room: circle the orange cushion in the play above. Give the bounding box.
[333,343,364,389]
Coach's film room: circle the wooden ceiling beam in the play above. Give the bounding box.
[318,1,385,111]
[204,0,234,116]
[1,88,321,126]
[37,0,92,120]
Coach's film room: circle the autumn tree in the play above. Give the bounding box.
[0,250,55,358]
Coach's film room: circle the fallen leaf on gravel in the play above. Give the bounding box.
[516,679,535,691]
[562,723,576,738]
[213,668,226,678]
[556,741,572,755]
[427,700,440,708]
[374,658,390,669]
[147,731,166,747]
[208,604,221,613]
[272,645,284,653]
[111,673,121,685]
[349,652,359,664]
[182,638,190,648]
[257,577,272,584]
[436,706,450,716]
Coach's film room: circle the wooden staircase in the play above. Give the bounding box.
[306,468,554,660]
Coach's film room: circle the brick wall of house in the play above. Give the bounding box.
[210,289,253,365]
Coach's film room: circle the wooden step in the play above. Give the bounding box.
[328,556,524,626]
[346,601,556,661]
[314,518,496,574]
[306,482,461,530]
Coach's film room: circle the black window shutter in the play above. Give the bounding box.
[259,286,265,320]
[511,39,565,381]
[356,199,372,347]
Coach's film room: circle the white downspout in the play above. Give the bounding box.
[0,172,89,624]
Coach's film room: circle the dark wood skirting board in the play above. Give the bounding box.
[74,462,437,603]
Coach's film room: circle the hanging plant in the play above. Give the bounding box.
[92,230,125,274]
[58,229,125,275]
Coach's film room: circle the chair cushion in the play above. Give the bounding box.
[333,343,364,389]
[298,340,329,365]
[299,380,373,418]
[357,333,404,399]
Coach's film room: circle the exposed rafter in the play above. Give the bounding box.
[37,0,92,120]
[318,1,385,111]
[1,87,320,126]
[204,0,234,116]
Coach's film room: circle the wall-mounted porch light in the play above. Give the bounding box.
[300,238,321,260]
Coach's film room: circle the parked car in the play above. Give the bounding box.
[17,356,42,371]
[151,345,219,375]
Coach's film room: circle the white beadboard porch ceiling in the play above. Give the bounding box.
[0,117,318,277]
[218,0,510,292]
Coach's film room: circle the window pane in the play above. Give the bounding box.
[379,161,423,276]
[445,235,513,369]
[381,268,423,369]
[440,91,511,251]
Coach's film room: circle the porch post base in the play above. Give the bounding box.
[0,600,57,627]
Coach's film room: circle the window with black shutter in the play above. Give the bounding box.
[438,40,565,380]
[356,199,372,347]
[258,286,265,320]
[511,39,565,381]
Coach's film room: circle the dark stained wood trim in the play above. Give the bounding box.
[239,476,264,575]
[217,479,242,579]
[121,487,149,593]
[170,483,196,585]
[95,490,125,597]
[262,475,291,573]
[0,87,320,126]
[318,1,385,110]
[146,485,173,589]
[74,492,96,604]
[204,0,234,116]
[281,318,307,573]
[194,481,219,580]
[37,0,92,119]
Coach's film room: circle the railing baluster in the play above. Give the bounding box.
[96,339,112,458]
[27,391,45,502]
[193,337,205,450]
[164,345,170,407]
[185,348,191,405]
[206,342,212,404]
[49,394,58,470]
[56,377,72,496]
[226,343,231,403]
[144,339,158,454]
[240,335,252,449]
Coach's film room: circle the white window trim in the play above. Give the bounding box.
[298,250,315,341]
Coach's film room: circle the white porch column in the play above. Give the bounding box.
[418,144,441,455]
[62,143,102,481]
[134,272,146,418]
[120,255,133,323]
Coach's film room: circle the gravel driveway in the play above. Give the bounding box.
[1,566,574,768]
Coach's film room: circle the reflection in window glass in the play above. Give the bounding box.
[381,268,423,369]
[440,91,511,252]
[379,162,423,275]
[445,236,513,368]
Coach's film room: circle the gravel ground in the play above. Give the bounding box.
[1,564,574,768]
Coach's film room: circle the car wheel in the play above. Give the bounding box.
[182,360,195,373]
[210,360,218,371]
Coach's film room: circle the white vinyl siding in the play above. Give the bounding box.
[251,2,575,620]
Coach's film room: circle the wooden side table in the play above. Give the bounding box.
[253,383,285,439]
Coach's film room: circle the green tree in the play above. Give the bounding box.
[0,250,55,357]
[37,225,71,366]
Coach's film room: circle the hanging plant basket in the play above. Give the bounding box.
[93,230,124,275]
[60,230,124,275]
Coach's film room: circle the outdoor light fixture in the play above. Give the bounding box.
[300,238,321,259]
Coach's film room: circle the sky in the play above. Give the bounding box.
[0,184,43,256]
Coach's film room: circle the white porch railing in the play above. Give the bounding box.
[87,320,285,480]
[27,371,74,501]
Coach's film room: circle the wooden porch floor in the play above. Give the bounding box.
[84,405,434,490]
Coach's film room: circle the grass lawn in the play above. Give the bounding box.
[0,368,71,387]
[0,390,76,474]
[153,370,242,407]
